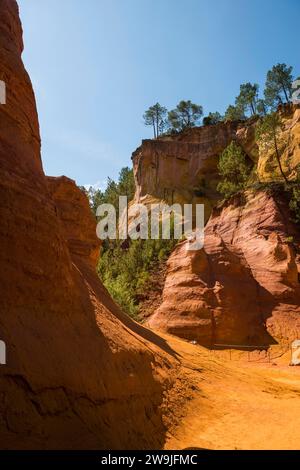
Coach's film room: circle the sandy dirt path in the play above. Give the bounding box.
[161,334,300,450]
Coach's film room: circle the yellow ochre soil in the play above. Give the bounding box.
[160,333,300,450]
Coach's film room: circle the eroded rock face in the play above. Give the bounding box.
[257,104,300,182]
[132,106,300,222]
[132,119,258,221]
[149,191,300,347]
[46,176,100,267]
[0,0,177,449]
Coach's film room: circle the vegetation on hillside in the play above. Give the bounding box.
[84,62,300,319]
[217,142,251,198]
[84,167,135,216]
[255,112,289,183]
[99,237,176,318]
[217,111,300,225]
[84,168,176,318]
[204,61,300,224]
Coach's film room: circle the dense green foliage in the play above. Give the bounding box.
[85,168,176,318]
[256,99,267,116]
[168,100,203,131]
[288,166,300,223]
[235,82,259,116]
[224,104,246,122]
[99,237,176,318]
[264,63,294,108]
[289,186,300,223]
[223,63,295,122]
[217,142,251,198]
[203,112,223,126]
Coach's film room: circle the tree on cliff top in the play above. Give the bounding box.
[256,98,268,116]
[168,100,203,131]
[203,111,223,126]
[224,104,246,122]
[217,142,251,198]
[264,63,294,108]
[235,82,259,116]
[143,103,167,138]
[256,113,289,183]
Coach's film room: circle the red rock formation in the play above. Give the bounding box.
[149,191,300,347]
[132,119,258,220]
[46,176,100,267]
[0,0,178,449]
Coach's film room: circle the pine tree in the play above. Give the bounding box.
[168,100,203,131]
[217,142,251,198]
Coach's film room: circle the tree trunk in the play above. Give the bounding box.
[153,120,156,139]
[274,132,288,183]
[282,84,290,103]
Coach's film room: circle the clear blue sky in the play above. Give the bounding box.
[18,0,299,188]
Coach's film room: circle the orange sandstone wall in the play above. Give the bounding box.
[0,0,177,449]
[149,191,300,347]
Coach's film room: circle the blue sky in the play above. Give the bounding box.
[18,0,299,188]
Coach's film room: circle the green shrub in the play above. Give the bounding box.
[98,237,176,318]
[289,187,300,223]
[217,142,251,199]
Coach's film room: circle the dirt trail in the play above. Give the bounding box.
[161,334,300,450]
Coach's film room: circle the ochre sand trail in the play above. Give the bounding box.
[159,333,300,450]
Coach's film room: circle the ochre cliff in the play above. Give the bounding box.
[132,119,258,221]
[135,104,300,347]
[132,106,300,222]
[257,105,300,182]
[149,191,300,347]
[0,0,179,449]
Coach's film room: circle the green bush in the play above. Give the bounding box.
[89,166,178,318]
[289,187,300,223]
[98,237,176,318]
[217,142,251,199]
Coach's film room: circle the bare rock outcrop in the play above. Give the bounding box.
[149,191,300,347]
[0,0,178,449]
[132,119,258,221]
